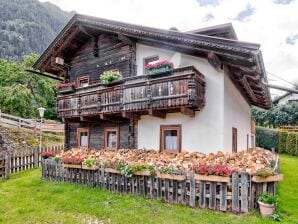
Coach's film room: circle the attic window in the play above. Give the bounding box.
[144,55,159,74]
[77,76,89,87]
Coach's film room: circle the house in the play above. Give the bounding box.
[273,92,298,105]
[33,14,271,153]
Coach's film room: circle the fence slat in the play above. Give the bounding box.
[232,172,239,212]
[241,172,249,212]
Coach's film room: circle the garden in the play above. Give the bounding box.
[0,154,296,223]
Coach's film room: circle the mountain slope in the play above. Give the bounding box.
[0,0,74,60]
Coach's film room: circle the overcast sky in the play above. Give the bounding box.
[40,0,298,97]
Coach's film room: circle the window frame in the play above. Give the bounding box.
[104,127,119,150]
[232,127,237,153]
[143,55,159,74]
[77,75,89,88]
[160,124,182,153]
[77,128,90,148]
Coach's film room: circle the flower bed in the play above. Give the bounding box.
[40,151,56,159]
[55,147,277,177]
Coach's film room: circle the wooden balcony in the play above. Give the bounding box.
[57,66,205,120]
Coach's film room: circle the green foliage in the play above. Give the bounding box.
[256,168,275,177]
[256,126,298,156]
[259,192,278,206]
[82,159,97,167]
[0,0,73,60]
[0,54,58,119]
[256,127,279,150]
[286,132,297,156]
[278,131,288,153]
[252,103,298,128]
[100,70,122,84]
[158,167,185,175]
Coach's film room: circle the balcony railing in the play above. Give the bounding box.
[56,66,205,118]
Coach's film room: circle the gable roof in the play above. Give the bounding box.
[186,23,238,40]
[33,14,271,109]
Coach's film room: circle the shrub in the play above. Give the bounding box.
[286,132,297,156]
[256,127,278,150]
[278,131,288,153]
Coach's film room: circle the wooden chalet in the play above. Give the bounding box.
[33,14,271,153]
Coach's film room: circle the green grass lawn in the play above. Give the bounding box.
[0,154,297,224]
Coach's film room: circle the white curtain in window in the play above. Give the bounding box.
[80,135,88,147]
[108,132,116,148]
[165,136,177,150]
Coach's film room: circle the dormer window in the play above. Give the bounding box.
[144,55,159,74]
[78,76,89,87]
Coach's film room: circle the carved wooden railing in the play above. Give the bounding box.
[56,66,205,118]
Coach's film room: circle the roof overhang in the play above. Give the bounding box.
[33,14,271,109]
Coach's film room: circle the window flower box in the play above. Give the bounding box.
[63,158,84,169]
[134,170,151,176]
[145,60,173,74]
[252,174,284,183]
[82,165,98,170]
[56,82,75,93]
[194,174,230,182]
[63,164,82,169]
[156,172,186,181]
[40,151,56,159]
[104,168,120,174]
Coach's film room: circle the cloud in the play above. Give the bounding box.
[286,34,298,45]
[196,0,220,6]
[38,0,298,97]
[273,0,294,5]
[234,4,255,21]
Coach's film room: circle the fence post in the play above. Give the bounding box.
[5,153,10,179]
[189,171,196,207]
[34,148,39,168]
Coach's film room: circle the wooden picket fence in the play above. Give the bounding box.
[0,145,63,180]
[41,159,278,213]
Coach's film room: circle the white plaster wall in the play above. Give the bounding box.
[136,44,225,153]
[223,70,252,152]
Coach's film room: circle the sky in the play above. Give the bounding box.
[40,0,298,98]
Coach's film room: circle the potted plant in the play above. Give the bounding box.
[100,70,122,85]
[40,151,56,159]
[156,167,186,180]
[252,167,284,183]
[193,164,231,182]
[82,158,98,170]
[145,60,174,74]
[63,157,84,169]
[258,192,278,217]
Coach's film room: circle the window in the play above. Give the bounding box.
[77,128,89,148]
[251,134,255,148]
[160,125,181,153]
[77,76,89,87]
[143,55,159,74]
[232,127,237,153]
[104,127,119,150]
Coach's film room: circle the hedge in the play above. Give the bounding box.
[256,126,298,156]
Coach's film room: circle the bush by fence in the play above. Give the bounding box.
[256,126,298,155]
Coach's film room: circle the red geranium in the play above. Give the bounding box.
[193,164,231,177]
[40,151,56,157]
[145,60,174,70]
[63,158,84,165]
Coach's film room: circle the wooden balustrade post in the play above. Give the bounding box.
[5,153,10,179]
[34,147,39,168]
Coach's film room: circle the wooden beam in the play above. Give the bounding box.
[100,114,114,121]
[148,109,166,119]
[25,69,64,81]
[121,112,140,120]
[180,107,195,117]
[118,34,133,45]
[207,52,222,70]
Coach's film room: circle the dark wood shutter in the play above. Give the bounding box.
[232,127,237,153]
